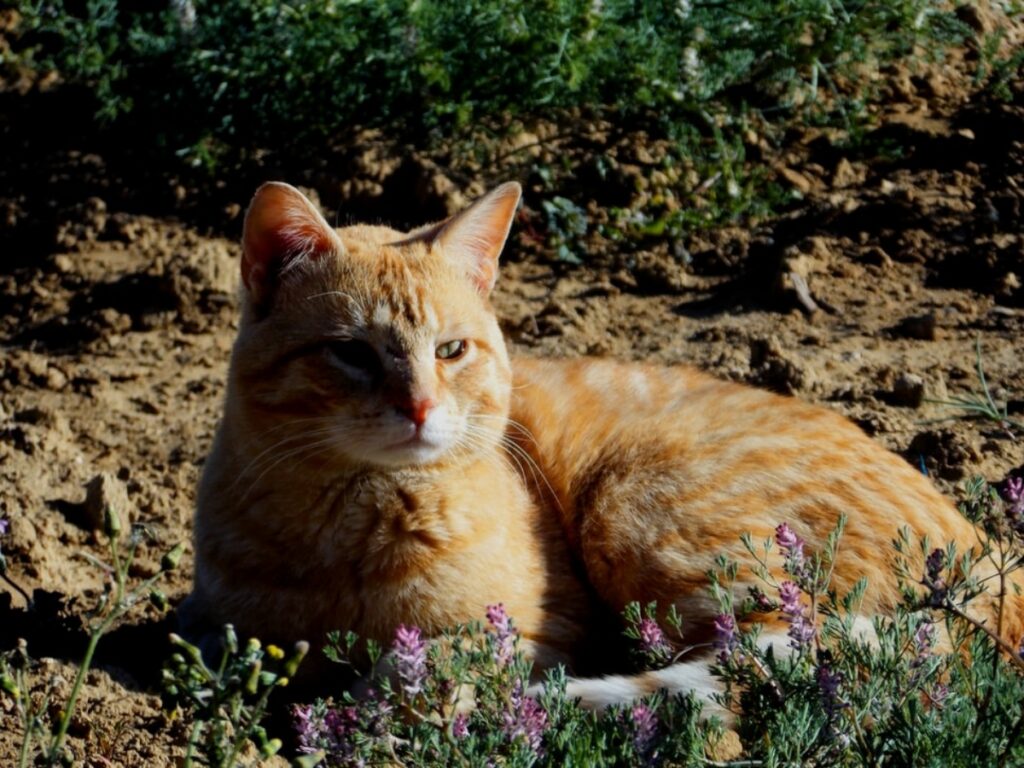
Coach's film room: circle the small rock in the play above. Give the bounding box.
[25,355,48,380]
[777,166,813,194]
[894,314,938,341]
[95,308,132,333]
[84,472,131,532]
[890,373,926,408]
[831,158,865,189]
[45,367,68,391]
[748,336,818,395]
[998,272,1021,300]
[52,254,74,273]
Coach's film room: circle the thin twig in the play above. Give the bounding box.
[944,602,1024,674]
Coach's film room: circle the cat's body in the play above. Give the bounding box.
[186,181,1022,707]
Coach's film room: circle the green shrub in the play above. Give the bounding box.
[8,0,971,169]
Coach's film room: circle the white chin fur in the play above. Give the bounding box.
[369,440,449,467]
[353,410,459,467]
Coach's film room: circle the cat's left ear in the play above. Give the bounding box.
[242,182,343,308]
[432,182,521,295]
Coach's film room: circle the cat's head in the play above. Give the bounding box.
[228,182,521,469]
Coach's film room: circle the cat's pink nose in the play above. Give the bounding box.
[397,398,436,428]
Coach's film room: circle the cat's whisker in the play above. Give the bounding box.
[467,413,541,449]
[460,423,560,509]
[500,437,562,511]
[248,415,340,443]
[241,432,350,501]
[232,424,343,491]
[235,421,357,484]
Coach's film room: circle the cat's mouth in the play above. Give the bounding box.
[373,428,447,466]
[389,434,434,449]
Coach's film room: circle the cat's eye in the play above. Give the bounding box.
[328,339,381,373]
[436,340,467,360]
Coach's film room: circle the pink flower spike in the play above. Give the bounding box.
[713,614,736,651]
[486,603,516,666]
[631,703,659,759]
[1006,477,1023,503]
[778,580,802,614]
[775,522,800,550]
[452,713,469,740]
[486,603,510,633]
[639,618,667,653]
[393,624,428,697]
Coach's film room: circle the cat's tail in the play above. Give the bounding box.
[530,654,728,715]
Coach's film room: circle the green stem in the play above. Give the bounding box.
[945,602,1024,674]
[47,534,131,763]
[16,698,32,768]
[183,719,203,768]
[225,677,280,767]
[47,625,105,762]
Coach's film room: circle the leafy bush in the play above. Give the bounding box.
[163,628,308,766]
[8,0,971,171]
[289,606,715,767]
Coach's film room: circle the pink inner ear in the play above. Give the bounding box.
[241,182,340,301]
[435,182,522,295]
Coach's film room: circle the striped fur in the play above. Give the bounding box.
[187,182,1024,709]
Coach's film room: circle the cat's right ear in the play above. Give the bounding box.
[242,182,343,308]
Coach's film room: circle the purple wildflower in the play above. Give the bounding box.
[775,522,801,550]
[713,613,737,662]
[913,620,934,661]
[487,603,515,666]
[925,548,945,581]
[452,713,470,740]
[779,580,802,613]
[1019,635,1024,661]
[293,704,326,755]
[502,683,548,754]
[393,624,428,696]
[816,662,845,717]
[1006,477,1024,504]
[924,549,947,606]
[929,682,950,708]
[749,585,776,612]
[0,518,8,536]
[779,580,815,649]
[639,618,669,656]
[776,522,809,581]
[294,703,362,760]
[630,703,659,761]
[1005,477,1024,532]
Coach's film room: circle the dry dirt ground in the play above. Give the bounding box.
[2,43,1024,768]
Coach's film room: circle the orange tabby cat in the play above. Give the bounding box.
[185,181,1023,708]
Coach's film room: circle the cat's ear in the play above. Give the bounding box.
[432,182,521,295]
[242,182,343,306]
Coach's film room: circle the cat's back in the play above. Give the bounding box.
[509,354,904,483]
[508,355,976,621]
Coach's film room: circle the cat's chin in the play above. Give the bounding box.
[358,438,450,469]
